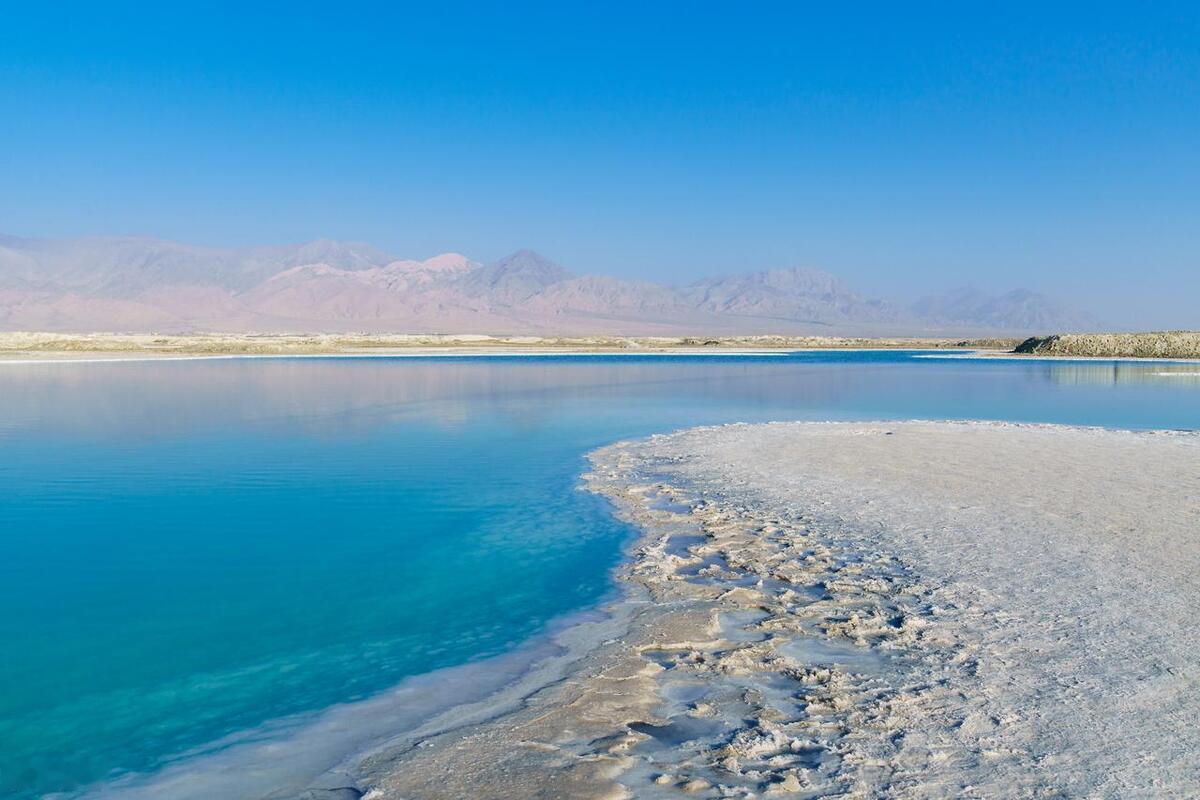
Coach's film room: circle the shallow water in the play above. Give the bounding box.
[2,351,1198,798]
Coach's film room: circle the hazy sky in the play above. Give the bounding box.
[2,2,1197,326]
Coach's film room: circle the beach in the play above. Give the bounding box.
[0,332,1004,362]
[356,421,1200,798]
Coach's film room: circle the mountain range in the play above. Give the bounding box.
[0,235,1098,335]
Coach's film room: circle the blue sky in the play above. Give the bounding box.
[2,2,1197,326]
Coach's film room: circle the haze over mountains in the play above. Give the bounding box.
[0,235,1098,335]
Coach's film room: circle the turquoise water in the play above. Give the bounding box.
[1,351,1198,798]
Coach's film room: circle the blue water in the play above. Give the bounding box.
[1,351,1198,798]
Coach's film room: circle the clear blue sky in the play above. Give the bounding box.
[2,2,1197,326]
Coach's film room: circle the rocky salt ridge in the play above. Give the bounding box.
[353,421,1200,799]
[358,446,935,798]
[1016,330,1200,359]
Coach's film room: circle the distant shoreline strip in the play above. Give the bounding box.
[0,350,808,365]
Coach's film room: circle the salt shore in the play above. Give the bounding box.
[0,332,997,362]
[360,421,1199,799]
[76,421,1200,799]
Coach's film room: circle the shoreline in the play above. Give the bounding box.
[70,420,1200,799]
[3,330,1200,363]
[0,332,1008,362]
[66,482,653,800]
[7,348,1200,367]
[71,603,639,800]
[0,349,804,365]
[0,347,971,366]
[364,420,1200,798]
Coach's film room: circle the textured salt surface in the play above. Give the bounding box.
[361,421,1199,798]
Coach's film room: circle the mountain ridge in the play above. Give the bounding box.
[912,286,1099,332]
[0,235,1098,335]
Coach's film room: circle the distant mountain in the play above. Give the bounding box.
[684,268,904,325]
[0,234,1096,335]
[0,235,393,294]
[913,287,1099,333]
[457,249,573,303]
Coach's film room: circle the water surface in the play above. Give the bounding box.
[2,351,1197,798]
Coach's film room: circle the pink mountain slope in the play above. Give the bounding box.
[0,235,1096,335]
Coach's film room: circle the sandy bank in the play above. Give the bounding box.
[357,421,1199,799]
[0,332,1005,361]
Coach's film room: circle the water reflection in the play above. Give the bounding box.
[0,356,902,439]
[1041,361,1200,386]
[1,353,1199,442]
